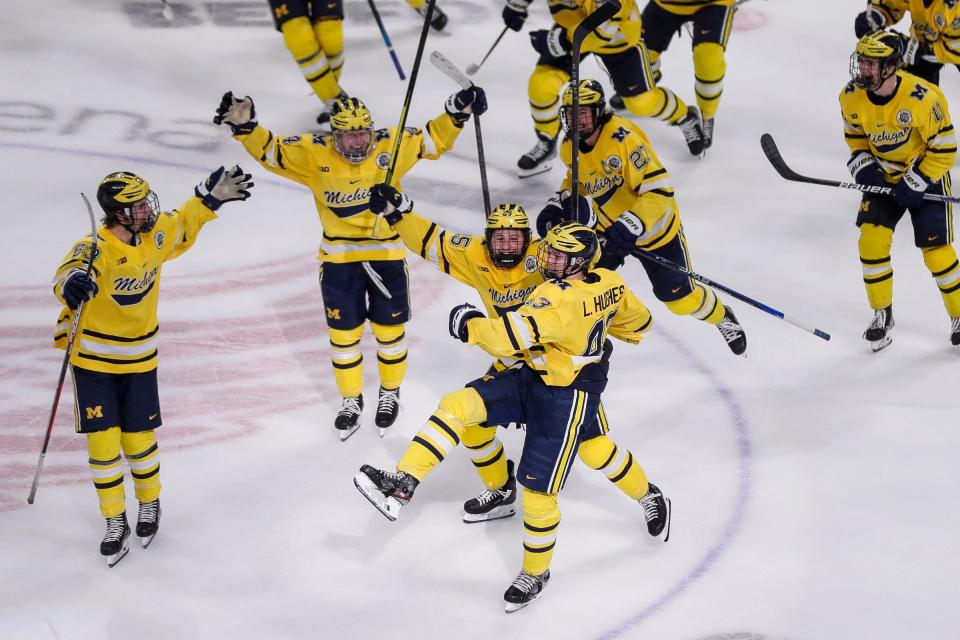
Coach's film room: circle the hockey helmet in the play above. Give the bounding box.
[560,79,607,136]
[96,171,159,233]
[537,221,599,280]
[331,97,375,164]
[485,203,531,268]
[850,30,903,91]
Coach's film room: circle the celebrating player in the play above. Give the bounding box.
[504,0,706,177]
[213,87,486,439]
[841,30,958,350]
[854,0,960,85]
[368,184,667,530]
[52,167,254,566]
[355,222,670,612]
[542,79,747,355]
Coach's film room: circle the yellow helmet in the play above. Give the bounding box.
[96,171,159,233]
[559,79,607,135]
[850,30,902,90]
[331,97,375,163]
[485,204,531,268]
[537,221,598,280]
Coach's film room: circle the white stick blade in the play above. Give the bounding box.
[429,50,473,90]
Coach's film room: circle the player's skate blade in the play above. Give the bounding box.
[869,335,893,352]
[661,498,672,542]
[463,503,516,523]
[339,424,361,442]
[504,569,550,613]
[105,544,129,568]
[517,162,553,179]
[353,472,403,521]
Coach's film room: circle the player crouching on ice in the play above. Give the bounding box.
[52,167,253,566]
[355,221,671,612]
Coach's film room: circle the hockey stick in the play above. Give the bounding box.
[374,0,437,234]
[632,245,832,341]
[760,133,960,204]
[466,26,509,76]
[429,50,491,214]
[366,0,407,80]
[570,0,622,219]
[28,193,99,504]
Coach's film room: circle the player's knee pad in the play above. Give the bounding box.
[664,287,704,316]
[528,65,568,124]
[87,428,125,517]
[921,244,958,274]
[858,223,893,259]
[313,18,344,72]
[522,487,559,521]
[577,434,617,470]
[623,87,685,123]
[280,16,321,60]
[461,424,497,449]
[922,245,960,314]
[122,430,160,500]
[693,42,725,117]
[371,322,406,388]
[329,325,364,364]
[437,387,488,428]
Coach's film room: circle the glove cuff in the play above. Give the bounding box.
[505,0,532,10]
[445,95,471,125]
[848,152,877,180]
[902,166,930,192]
[229,120,258,136]
[197,190,223,212]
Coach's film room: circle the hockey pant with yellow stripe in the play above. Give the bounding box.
[87,427,161,518]
[270,0,344,100]
[639,0,735,119]
[527,45,690,140]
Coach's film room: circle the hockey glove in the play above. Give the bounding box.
[213,91,257,136]
[604,212,644,255]
[850,154,887,188]
[449,303,484,342]
[445,87,488,125]
[369,183,413,225]
[536,191,596,237]
[899,36,935,67]
[893,169,929,209]
[195,165,254,211]
[502,0,531,32]
[530,26,571,59]
[595,239,626,271]
[61,270,98,310]
[854,5,887,38]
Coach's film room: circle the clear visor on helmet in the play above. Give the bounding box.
[116,190,160,233]
[333,128,375,164]
[487,228,529,268]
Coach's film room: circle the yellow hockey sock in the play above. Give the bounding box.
[87,427,125,518]
[313,18,344,81]
[578,435,649,500]
[623,87,688,124]
[462,424,508,490]
[281,16,340,101]
[371,322,407,392]
[923,244,960,317]
[522,488,560,576]
[528,65,568,140]
[693,42,725,119]
[329,325,364,398]
[121,430,161,503]
[859,224,894,310]
[397,387,487,481]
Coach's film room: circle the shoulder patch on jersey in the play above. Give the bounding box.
[376,152,391,170]
[375,128,390,141]
[896,109,912,126]
[154,230,165,249]
[312,133,328,145]
[528,296,552,308]
[524,255,538,273]
[163,209,174,217]
[844,81,857,94]
[933,102,944,123]
[910,84,928,101]
[953,16,960,29]
[449,233,472,250]
[282,135,301,144]
[403,126,419,135]
[611,126,630,142]
[602,154,623,174]
[935,12,946,28]
[628,146,649,171]
[72,242,101,262]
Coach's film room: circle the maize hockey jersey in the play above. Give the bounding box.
[549,0,641,56]
[465,268,652,392]
[560,114,680,251]
[236,111,463,264]
[52,197,217,374]
[867,0,960,64]
[840,70,956,186]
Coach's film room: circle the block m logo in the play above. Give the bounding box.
[86,406,103,419]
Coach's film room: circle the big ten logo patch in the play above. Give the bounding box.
[86,406,104,419]
[326,307,341,320]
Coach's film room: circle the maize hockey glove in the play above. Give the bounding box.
[502,0,531,32]
[604,212,644,256]
[61,270,98,310]
[195,165,254,211]
[536,191,596,237]
[213,91,257,135]
[449,303,484,343]
[369,183,413,225]
[445,87,488,125]
[854,5,887,38]
[530,26,571,59]
[893,169,929,209]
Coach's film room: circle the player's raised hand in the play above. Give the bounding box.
[449,303,484,342]
[213,91,257,135]
[445,86,488,124]
[195,165,254,211]
[369,183,413,224]
[502,0,531,32]
[61,270,98,310]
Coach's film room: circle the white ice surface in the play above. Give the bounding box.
[2,1,959,639]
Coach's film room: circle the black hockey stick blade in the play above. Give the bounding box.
[760,133,807,183]
[572,0,621,48]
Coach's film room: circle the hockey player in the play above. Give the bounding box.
[369,184,666,529]
[542,79,747,355]
[213,87,486,438]
[841,30,959,350]
[52,167,254,566]
[355,222,670,612]
[854,0,960,85]
[503,0,705,177]
[611,0,737,150]
[267,0,449,125]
